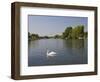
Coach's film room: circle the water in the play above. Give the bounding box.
[28,39,87,66]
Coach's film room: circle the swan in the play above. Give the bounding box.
[46,50,56,57]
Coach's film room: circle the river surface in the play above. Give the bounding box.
[28,39,87,66]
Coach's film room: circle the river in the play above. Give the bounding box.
[28,39,87,66]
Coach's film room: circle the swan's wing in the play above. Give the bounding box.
[52,51,56,54]
[49,52,56,55]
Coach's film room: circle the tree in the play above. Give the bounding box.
[71,25,84,39]
[31,34,39,40]
[28,32,31,40]
[62,27,72,39]
[54,35,61,39]
[43,36,49,39]
[62,25,85,39]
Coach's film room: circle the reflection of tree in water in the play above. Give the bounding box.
[63,39,84,49]
[72,39,84,49]
[63,39,85,55]
[28,40,39,49]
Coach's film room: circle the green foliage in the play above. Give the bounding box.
[72,25,84,39]
[31,34,39,40]
[54,35,61,39]
[28,32,31,41]
[43,36,49,39]
[62,25,87,39]
[28,25,87,40]
[28,32,39,40]
[62,27,72,39]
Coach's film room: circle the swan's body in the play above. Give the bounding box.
[47,50,56,57]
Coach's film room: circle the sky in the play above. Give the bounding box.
[28,15,88,36]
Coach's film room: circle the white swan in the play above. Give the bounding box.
[46,50,56,57]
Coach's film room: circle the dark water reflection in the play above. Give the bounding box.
[28,39,87,66]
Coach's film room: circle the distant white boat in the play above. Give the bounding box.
[46,50,56,57]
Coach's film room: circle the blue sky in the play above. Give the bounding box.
[28,15,88,36]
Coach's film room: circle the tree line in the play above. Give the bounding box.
[28,25,87,41]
